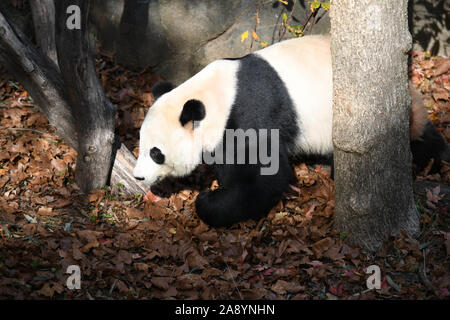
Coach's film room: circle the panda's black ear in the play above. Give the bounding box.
[152,81,174,101]
[180,99,205,127]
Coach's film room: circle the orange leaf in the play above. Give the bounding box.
[252,30,260,41]
[87,189,105,204]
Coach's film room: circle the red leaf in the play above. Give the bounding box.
[143,189,161,203]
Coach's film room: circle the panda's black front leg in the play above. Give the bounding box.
[195,176,290,227]
[195,187,248,227]
[195,149,293,227]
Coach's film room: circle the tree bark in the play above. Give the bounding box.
[330,0,420,251]
[54,0,116,193]
[0,5,146,196]
[30,0,58,66]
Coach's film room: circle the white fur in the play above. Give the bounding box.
[133,60,239,185]
[256,35,333,155]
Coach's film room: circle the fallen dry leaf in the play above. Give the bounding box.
[37,206,57,216]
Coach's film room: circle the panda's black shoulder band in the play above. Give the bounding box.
[180,99,206,127]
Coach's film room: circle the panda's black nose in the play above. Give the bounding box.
[135,176,145,181]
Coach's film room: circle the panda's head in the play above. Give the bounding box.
[133,81,206,185]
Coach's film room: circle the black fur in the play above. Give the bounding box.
[411,122,449,173]
[150,147,165,165]
[195,54,298,227]
[152,81,174,100]
[180,99,206,127]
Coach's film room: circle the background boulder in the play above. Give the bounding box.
[1,1,447,84]
[409,0,449,57]
[90,0,330,84]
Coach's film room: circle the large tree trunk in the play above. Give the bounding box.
[0,2,146,196]
[330,0,420,251]
[54,0,116,192]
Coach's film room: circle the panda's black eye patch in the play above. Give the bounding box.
[150,147,165,165]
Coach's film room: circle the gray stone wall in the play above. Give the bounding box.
[409,0,449,57]
[1,1,446,84]
[90,0,330,84]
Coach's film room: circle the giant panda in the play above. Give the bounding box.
[133,35,449,227]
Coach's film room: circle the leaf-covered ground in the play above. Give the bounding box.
[0,50,448,300]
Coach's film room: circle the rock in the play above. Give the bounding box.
[409,0,449,56]
[90,0,330,84]
[2,0,447,84]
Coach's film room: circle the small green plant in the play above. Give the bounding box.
[129,288,137,297]
[32,259,41,269]
[44,138,60,145]
[100,213,114,223]
[56,169,66,177]
[308,0,330,12]
[282,13,303,38]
